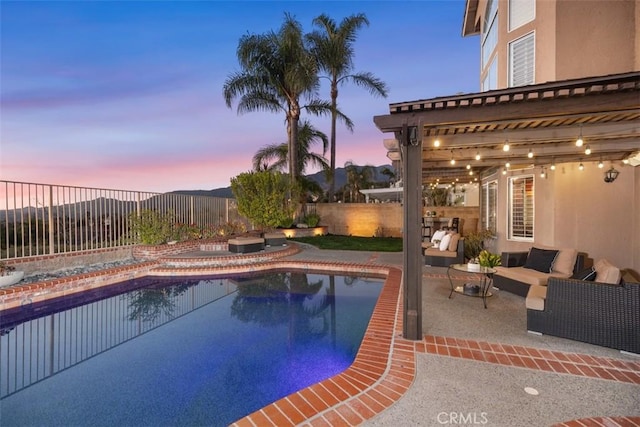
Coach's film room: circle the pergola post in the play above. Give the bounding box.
[402,123,423,340]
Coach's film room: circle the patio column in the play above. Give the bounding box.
[402,123,423,340]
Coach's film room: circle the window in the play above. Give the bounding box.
[481,180,497,233]
[481,0,499,68]
[507,175,534,240]
[482,57,498,92]
[509,32,535,87]
[509,0,535,31]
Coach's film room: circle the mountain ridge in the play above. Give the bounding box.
[172,164,394,198]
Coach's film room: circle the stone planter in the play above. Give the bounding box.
[279,226,328,238]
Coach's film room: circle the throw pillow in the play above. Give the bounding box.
[431,230,446,243]
[448,233,460,252]
[571,267,596,281]
[594,259,622,284]
[439,233,452,251]
[523,247,559,273]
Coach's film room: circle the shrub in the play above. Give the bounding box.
[129,210,173,245]
[231,171,299,231]
[303,213,320,228]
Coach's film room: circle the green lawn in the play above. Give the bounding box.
[289,234,403,252]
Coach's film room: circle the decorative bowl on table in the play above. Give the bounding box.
[467,262,480,272]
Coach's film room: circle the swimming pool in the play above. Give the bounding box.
[0,270,383,426]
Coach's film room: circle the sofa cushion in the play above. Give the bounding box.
[448,233,461,252]
[439,233,452,251]
[571,267,596,281]
[525,285,547,311]
[424,247,458,258]
[494,266,567,287]
[550,248,578,275]
[594,259,621,284]
[523,247,559,273]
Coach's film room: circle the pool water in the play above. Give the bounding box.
[0,271,383,426]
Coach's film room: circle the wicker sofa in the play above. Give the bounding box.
[422,234,465,267]
[526,275,640,354]
[493,248,586,297]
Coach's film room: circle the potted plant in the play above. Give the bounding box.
[0,261,24,288]
[478,250,502,268]
[463,229,496,262]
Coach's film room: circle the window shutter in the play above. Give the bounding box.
[508,176,534,240]
[509,0,535,31]
[509,33,535,87]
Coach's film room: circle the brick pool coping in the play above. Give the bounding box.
[1,247,639,426]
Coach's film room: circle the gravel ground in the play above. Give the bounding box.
[20,259,145,285]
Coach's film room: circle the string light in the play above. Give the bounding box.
[528,148,534,159]
[576,125,584,147]
[550,159,556,171]
[579,162,584,171]
[502,167,507,175]
[433,138,440,147]
[505,161,511,168]
[585,145,591,155]
[540,167,546,178]
[598,159,604,168]
[475,151,481,161]
[503,139,510,152]
[450,151,455,165]
[466,163,471,170]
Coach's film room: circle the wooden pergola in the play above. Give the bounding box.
[373,71,640,340]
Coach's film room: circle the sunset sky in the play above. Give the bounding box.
[1,1,479,193]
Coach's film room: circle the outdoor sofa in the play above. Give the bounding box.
[493,247,586,297]
[526,264,639,354]
[423,231,464,267]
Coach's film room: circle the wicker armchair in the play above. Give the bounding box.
[527,277,640,354]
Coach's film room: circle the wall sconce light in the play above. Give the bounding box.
[604,167,619,183]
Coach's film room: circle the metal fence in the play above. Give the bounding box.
[0,181,246,260]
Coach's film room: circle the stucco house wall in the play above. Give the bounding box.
[494,161,639,270]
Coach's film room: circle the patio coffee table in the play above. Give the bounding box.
[447,263,497,309]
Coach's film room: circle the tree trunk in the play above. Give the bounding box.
[328,82,338,202]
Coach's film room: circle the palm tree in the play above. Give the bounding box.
[308,13,389,202]
[252,120,329,175]
[253,120,329,205]
[223,13,329,187]
[341,161,374,202]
